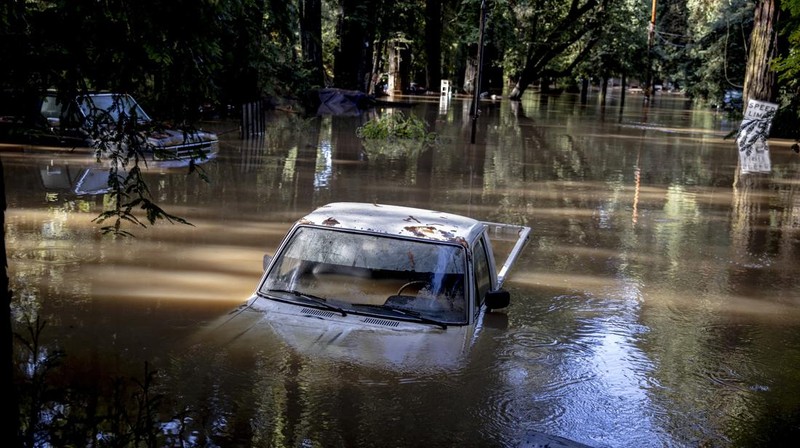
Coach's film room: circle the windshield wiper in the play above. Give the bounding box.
[351,304,448,330]
[263,289,347,316]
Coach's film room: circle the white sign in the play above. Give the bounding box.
[737,99,778,174]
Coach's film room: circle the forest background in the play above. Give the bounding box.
[1,0,798,137]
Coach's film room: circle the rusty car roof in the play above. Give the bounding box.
[298,202,485,244]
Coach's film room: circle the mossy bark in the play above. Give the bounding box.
[743,0,781,105]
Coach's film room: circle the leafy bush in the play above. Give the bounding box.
[356,112,436,142]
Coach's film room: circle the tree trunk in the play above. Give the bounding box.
[483,40,502,95]
[367,38,385,95]
[425,0,442,92]
[398,45,411,93]
[299,0,324,88]
[388,40,399,94]
[743,0,780,105]
[333,0,376,91]
[580,78,589,104]
[508,66,533,101]
[463,45,478,95]
[601,77,608,105]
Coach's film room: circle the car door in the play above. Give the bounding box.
[472,235,492,320]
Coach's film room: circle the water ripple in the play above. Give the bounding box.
[12,246,86,265]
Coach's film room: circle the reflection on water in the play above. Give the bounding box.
[4,93,800,447]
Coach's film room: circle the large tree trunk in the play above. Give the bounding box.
[508,65,535,101]
[743,0,780,105]
[388,40,399,94]
[483,39,503,95]
[463,44,478,95]
[367,38,385,95]
[580,78,589,104]
[333,0,376,91]
[299,0,324,88]
[425,0,442,92]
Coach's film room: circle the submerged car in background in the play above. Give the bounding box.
[716,89,744,111]
[205,202,531,370]
[1,92,219,163]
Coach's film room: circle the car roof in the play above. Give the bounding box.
[298,202,484,244]
[43,91,131,98]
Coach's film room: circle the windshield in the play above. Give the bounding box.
[260,226,468,324]
[77,94,150,124]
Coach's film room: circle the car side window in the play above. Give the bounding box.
[40,96,61,119]
[60,101,83,129]
[473,236,491,309]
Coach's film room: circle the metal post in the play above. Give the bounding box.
[470,0,487,144]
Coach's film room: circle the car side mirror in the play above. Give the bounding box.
[485,289,510,310]
[262,254,272,271]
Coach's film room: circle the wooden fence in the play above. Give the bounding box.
[241,99,266,138]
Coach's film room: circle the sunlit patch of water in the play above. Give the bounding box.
[511,271,623,296]
[314,140,333,189]
[10,245,84,265]
[732,252,773,269]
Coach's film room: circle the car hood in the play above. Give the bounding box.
[194,296,480,372]
[145,128,218,148]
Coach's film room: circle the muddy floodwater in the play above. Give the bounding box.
[3,93,800,447]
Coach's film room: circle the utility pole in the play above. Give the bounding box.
[470,0,487,144]
[645,0,657,100]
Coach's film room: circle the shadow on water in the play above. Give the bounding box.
[3,92,800,446]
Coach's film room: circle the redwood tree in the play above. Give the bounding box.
[425,0,443,92]
[743,0,781,104]
[300,0,325,88]
[333,0,377,91]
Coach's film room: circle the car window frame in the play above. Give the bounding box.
[472,234,492,318]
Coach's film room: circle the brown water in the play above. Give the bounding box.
[3,93,800,447]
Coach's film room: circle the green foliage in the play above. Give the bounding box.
[357,111,438,161]
[772,0,800,83]
[772,0,800,141]
[78,94,199,236]
[2,0,797,151]
[575,0,649,81]
[495,0,610,98]
[321,0,340,83]
[356,111,437,141]
[683,0,752,104]
[0,0,311,117]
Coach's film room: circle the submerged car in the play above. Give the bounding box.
[217,202,531,370]
[3,92,218,162]
[717,89,744,111]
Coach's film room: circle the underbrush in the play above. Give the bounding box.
[356,112,437,142]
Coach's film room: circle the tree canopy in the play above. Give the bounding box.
[0,0,798,131]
